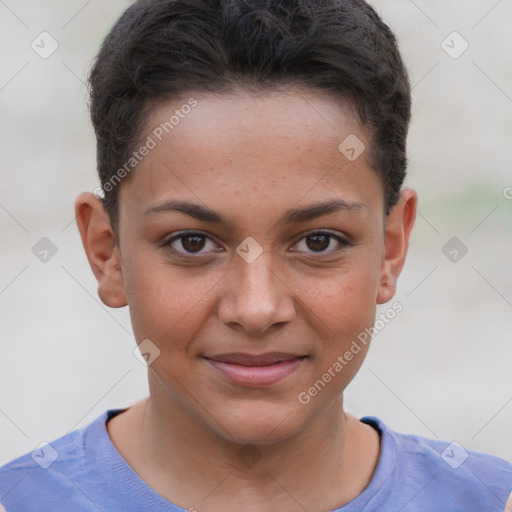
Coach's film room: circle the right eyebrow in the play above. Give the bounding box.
[143,200,227,223]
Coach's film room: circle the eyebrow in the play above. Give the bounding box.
[143,198,365,225]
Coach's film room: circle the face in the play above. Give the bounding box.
[77,89,416,445]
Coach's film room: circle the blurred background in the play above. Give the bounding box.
[1,0,511,466]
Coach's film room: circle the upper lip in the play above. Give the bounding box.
[204,352,306,366]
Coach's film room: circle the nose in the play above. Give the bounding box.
[217,251,296,335]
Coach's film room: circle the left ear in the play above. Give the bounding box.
[376,188,417,304]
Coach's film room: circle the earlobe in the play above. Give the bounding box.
[376,188,417,305]
[75,192,128,308]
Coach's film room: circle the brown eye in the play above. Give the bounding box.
[180,235,206,252]
[167,232,217,255]
[292,231,348,254]
[306,234,330,252]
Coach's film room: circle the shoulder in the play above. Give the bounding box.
[363,416,512,512]
[0,410,112,511]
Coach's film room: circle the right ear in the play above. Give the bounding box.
[75,192,127,308]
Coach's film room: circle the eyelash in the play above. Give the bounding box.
[163,230,351,257]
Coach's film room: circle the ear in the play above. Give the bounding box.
[376,188,417,304]
[75,192,127,308]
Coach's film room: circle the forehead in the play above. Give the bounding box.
[119,89,384,222]
[145,88,363,152]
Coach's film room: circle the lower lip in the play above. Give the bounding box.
[205,357,306,386]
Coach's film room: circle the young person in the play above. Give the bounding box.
[1,0,511,510]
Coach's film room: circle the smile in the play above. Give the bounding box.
[203,352,308,387]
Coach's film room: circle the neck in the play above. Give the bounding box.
[108,390,380,512]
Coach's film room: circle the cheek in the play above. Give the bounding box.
[294,272,377,406]
[289,256,379,378]
[123,254,221,346]
[296,257,379,326]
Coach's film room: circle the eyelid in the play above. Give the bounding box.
[163,230,222,255]
[164,229,213,241]
[289,230,352,254]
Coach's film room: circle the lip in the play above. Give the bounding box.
[204,352,307,387]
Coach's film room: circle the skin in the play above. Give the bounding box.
[76,89,417,511]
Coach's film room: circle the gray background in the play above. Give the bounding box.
[1,0,511,465]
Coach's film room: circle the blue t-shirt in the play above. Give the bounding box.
[1,409,511,511]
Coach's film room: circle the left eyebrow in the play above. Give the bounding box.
[143,198,365,225]
[281,198,366,224]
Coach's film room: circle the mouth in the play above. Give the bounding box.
[203,352,308,387]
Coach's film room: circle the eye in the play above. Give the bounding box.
[292,231,349,254]
[165,231,219,255]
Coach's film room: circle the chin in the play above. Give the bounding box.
[214,401,307,446]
